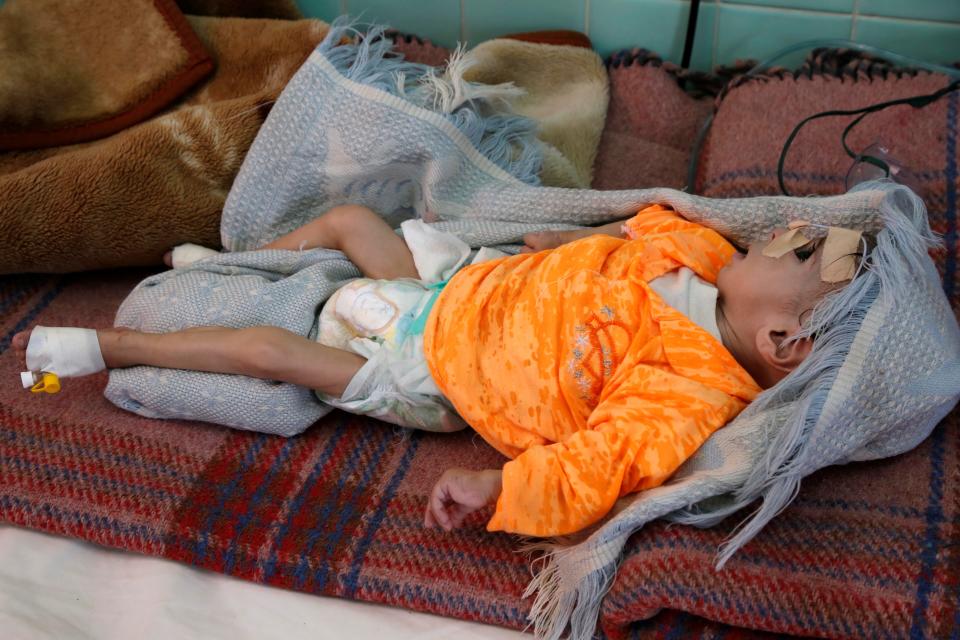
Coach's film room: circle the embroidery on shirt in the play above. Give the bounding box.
[568,309,629,401]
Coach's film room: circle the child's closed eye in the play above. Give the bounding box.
[793,241,819,262]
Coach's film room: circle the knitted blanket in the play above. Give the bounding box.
[104,25,960,639]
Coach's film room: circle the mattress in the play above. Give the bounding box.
[0,526,525,639]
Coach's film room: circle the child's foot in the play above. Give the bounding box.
[12,329,31,354]
[163,251,173,267]
[14,326,107,380]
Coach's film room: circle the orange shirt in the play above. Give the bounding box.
[423,205,761,536]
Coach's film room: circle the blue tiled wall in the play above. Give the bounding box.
[296,0,960,71]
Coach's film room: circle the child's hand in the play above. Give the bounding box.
[424,468,502,531]
[521,229,590,253]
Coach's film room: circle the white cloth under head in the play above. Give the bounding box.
[25,326,106,378]
[648,267,721,341]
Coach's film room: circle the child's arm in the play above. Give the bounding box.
[423,468,502,531]
[520,203,688,253]
[486,363,755,537]
[521,220,626,253]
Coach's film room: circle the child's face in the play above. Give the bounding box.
[717,229,825,326]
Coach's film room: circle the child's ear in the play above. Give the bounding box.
[755,323,813,375]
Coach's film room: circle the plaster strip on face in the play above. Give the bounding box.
[820,227,862,283]
[761,227,811,258]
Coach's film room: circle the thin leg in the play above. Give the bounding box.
[260,204,418,280]
[98,326,365,397]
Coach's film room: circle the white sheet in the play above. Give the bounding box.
[0,526,526,639]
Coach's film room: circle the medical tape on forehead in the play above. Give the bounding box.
[821,226,864,282]
[761,227,811,258]
[761,221,864,283]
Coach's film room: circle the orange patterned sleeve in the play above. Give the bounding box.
[623,205,735,283]
[486,362,749,537]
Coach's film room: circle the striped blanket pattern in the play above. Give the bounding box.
[0,268,957,638]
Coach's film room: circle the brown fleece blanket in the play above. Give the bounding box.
[0,0,327,274]
[0,0,212,150]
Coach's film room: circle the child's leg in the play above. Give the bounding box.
[162,205,419,278]
[260,204,418,280]
[13,326,365,397]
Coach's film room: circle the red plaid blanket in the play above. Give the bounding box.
[1,270,957,637]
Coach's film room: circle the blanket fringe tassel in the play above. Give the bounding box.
[521,540,620,640]
[318,18,543,185]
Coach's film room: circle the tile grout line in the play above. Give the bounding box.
[853,12,960,27]
[851,0,860,40]
[718,0,960,25]
[460,0,466,44]
[712,0,722,69]
[584,0,591,37]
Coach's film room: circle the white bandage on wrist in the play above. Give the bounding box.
[25,326,106,378]
[171,243,219,268]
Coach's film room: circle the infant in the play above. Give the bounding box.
[14,202,865,537]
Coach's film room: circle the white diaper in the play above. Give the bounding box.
[316,278,432,353]
[313,220,505,432]
[315,278,466,432]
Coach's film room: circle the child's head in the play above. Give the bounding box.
[670,180,958,568]
[716,227,861,389]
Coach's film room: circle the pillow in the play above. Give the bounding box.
[394,30,609,188]
[694,50,959,307]
[593,49,715,190]
[395,38,717,192]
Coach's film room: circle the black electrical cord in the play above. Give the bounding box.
[684,39,960,195]
[777,79,960,195]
